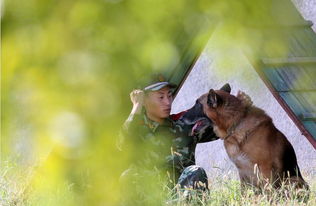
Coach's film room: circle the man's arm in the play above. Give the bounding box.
[117,90,145,151]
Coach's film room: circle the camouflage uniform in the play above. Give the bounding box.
[118,111,218,194]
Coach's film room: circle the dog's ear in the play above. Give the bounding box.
[207,89,222,108]
[220,83,231,94]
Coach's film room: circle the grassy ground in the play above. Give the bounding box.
[1,162,315,206]
[166,178,315,206]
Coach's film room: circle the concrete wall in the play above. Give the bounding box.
[292,0,316,32]
[171,3,316,180]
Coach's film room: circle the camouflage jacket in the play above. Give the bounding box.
[118,111,218,177]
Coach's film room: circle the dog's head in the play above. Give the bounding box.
[202,89,246,131]
[178,84,231,139]
[180,83,231,124]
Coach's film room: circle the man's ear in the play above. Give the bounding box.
[220,83,231,94]
[207,89,222,108]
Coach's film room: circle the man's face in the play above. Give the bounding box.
[144,87,173,120]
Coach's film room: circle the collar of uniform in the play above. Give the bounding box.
[143,113,173,132]
[143,113,160,132]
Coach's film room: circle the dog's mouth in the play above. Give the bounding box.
[190,118,210,136]
[183,116,207,125]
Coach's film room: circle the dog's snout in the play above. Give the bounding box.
[180,101,207,125]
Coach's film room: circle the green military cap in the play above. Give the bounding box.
[143,73,177,91]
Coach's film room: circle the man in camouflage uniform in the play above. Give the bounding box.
[118,74,221,204]
[119,103,217,185]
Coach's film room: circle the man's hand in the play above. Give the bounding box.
[130,89,145,114]
[237,91,253,107]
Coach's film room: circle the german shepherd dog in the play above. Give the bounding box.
[180,86,309,196]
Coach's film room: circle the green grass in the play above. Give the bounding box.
[166,178,314,206]
[1,162,315,206]
[0,161,30,206]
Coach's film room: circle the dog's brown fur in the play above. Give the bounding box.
[198,89,308,192]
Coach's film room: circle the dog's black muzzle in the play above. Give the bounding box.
[177,101,218,142]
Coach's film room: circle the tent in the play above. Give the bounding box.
[169,0,316,149]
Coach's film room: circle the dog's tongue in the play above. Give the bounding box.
[190,120,203,136]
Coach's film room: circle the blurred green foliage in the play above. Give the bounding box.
[2,0,308,205]
[2,0,217,204]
